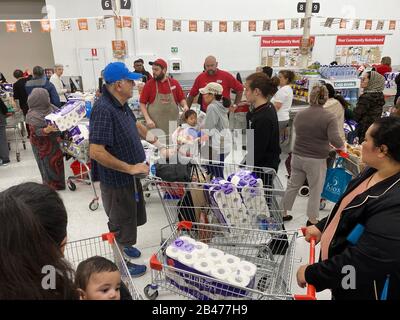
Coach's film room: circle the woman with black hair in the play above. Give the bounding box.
[297,116,400,300]
[0,187,78,299]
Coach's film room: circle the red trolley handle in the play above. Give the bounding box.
[294,227,317,300]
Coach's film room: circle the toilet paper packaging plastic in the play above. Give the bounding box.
[45,100,86,131]
[236,260,257,278]
[227,273,252,288]
[210,265,230,281]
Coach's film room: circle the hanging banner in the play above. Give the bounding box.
[248,20,256,32]
[60,20,72,31]
[376,20,384,30]
[336,35,385,46]
[112,40,128,59]
[233,21,241,32]
[339,19,347,29]
[6,21,17,32]
[389,20,396,30]
[123,16,132,28]
[261,36,315,47]
[204,21,212,32]
[277,19,285,30]
[291,18,299,29]
[20,21,32,33]
[41,20,51,32]
[189,20,197,32]
[324,18,334,28]
[140,18,149,30]
[96,17,106,30]
[78,18,89,31]
[219,21,227,32]
[352,19,360,30]
[262,20,271,31]
[156,18,165,31]
[114,16,122,28]
[172,20,181,32]
[365,20,373,30]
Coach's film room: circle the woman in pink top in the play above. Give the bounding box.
[296,117,400,300]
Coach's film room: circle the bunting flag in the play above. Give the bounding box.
[262,20,271,31]
[114,16,122,28]
[20,21,32,33]
[40,19,51,32]
[300,18,305,28]
[277,19,285,30]
[189,20,197,32]
[204,21,213,32]
[376,20,384,30]
[233,21,241,32]
[248,20,256,32]
[156,18,165,31]
[78,18,88,31]
[219,21,227,32]
[291,18,299,29]
[96,17,106,30]
[140,18,149,30]
[324,18,334,28]
[352,19,360,30]
[6,21,17,32]
[365,19,373,30]
[172,20,181,32]
[389,20,396,30]
[60,19,72,31]
[339,19,347,29]
[123,16,132,28]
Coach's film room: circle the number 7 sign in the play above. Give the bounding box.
[120,0,131,9]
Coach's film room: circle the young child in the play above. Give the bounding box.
[172,109,202,157]
[75,256,121,300]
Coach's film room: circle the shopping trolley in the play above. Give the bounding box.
[64,233,143,300]
[6,110,26,162]
[144,221,300,300]
[60,138,99,211]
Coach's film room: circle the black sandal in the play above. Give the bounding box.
[282,215,293,222]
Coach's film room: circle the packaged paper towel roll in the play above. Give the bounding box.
[206,248,225,263]
[210,265,230,281]
[227,273,251,288]
[193,258,213,276]
[237,260,257,278]
[166,245,182,260]
[178,252,196,268]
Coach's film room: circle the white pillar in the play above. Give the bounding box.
[300,0,313,68]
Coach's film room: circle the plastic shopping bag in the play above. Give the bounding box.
[321,167,352,203]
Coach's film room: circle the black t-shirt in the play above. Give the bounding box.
[247,102,281,171]
[13,78,29,111]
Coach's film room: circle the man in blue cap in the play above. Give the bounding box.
[89,62,167,277]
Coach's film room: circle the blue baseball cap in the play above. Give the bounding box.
[103,62,143,84]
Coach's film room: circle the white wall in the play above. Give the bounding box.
[45,0,400,78]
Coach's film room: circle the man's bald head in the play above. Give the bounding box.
[204,56,218,75]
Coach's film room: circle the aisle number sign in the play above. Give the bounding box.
[297,2,320,13]
[101,0,131,10]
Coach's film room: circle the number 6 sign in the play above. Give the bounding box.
[101,0,112,10]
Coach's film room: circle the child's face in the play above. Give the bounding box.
[187,114,197,127]
[81,271,121,300]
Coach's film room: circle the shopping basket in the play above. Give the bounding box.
[64,233,143,300]
[144,221,298,300]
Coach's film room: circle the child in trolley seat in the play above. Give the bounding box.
[75,256,131,300]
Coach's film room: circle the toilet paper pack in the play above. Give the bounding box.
[45,100,86,131]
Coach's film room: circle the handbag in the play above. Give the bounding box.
[155,162,192,182]
[321,158,353,203]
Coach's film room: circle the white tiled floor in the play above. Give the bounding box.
[0,138,332,300]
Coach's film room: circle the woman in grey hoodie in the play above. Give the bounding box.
[201,82,232,178]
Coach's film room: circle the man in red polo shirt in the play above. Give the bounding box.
[140,58,188,136]
[187,56,244,112]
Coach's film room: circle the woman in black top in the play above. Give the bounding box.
[245,72,281,186]
[13,69,30,137]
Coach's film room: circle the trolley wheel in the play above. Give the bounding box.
[298,185,310,197]
[144,285,158,300]
[23,142,26,150]
[67,180,77,191]
[16,153,21,162]
[320,199,327,210]
[89,199,99,211]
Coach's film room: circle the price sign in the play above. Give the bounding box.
[101,0,112,10]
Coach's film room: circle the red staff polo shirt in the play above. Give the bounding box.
[140,78,186,105]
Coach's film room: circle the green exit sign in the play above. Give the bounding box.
[171,47,178,53]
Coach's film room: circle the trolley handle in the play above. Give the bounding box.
[294,227,317,300]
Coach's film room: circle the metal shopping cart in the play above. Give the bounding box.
[64,233,143,300]
[6,110,26,162]
[60,138,99,211]
[144,221,300,300]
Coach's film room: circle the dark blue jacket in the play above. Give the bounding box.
[25,77,61,107]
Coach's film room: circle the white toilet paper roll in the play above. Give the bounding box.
[193,258,213,276]
[210,265,230,281]
[221,254,241,267]
[178,252,196,268]
[193,250,207,260]
[227,273,251,288]
[166,245,182,260]
[237,260,257,277]
[178,236,197,244]
[193,241,209,254]
[206,248,225,263]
